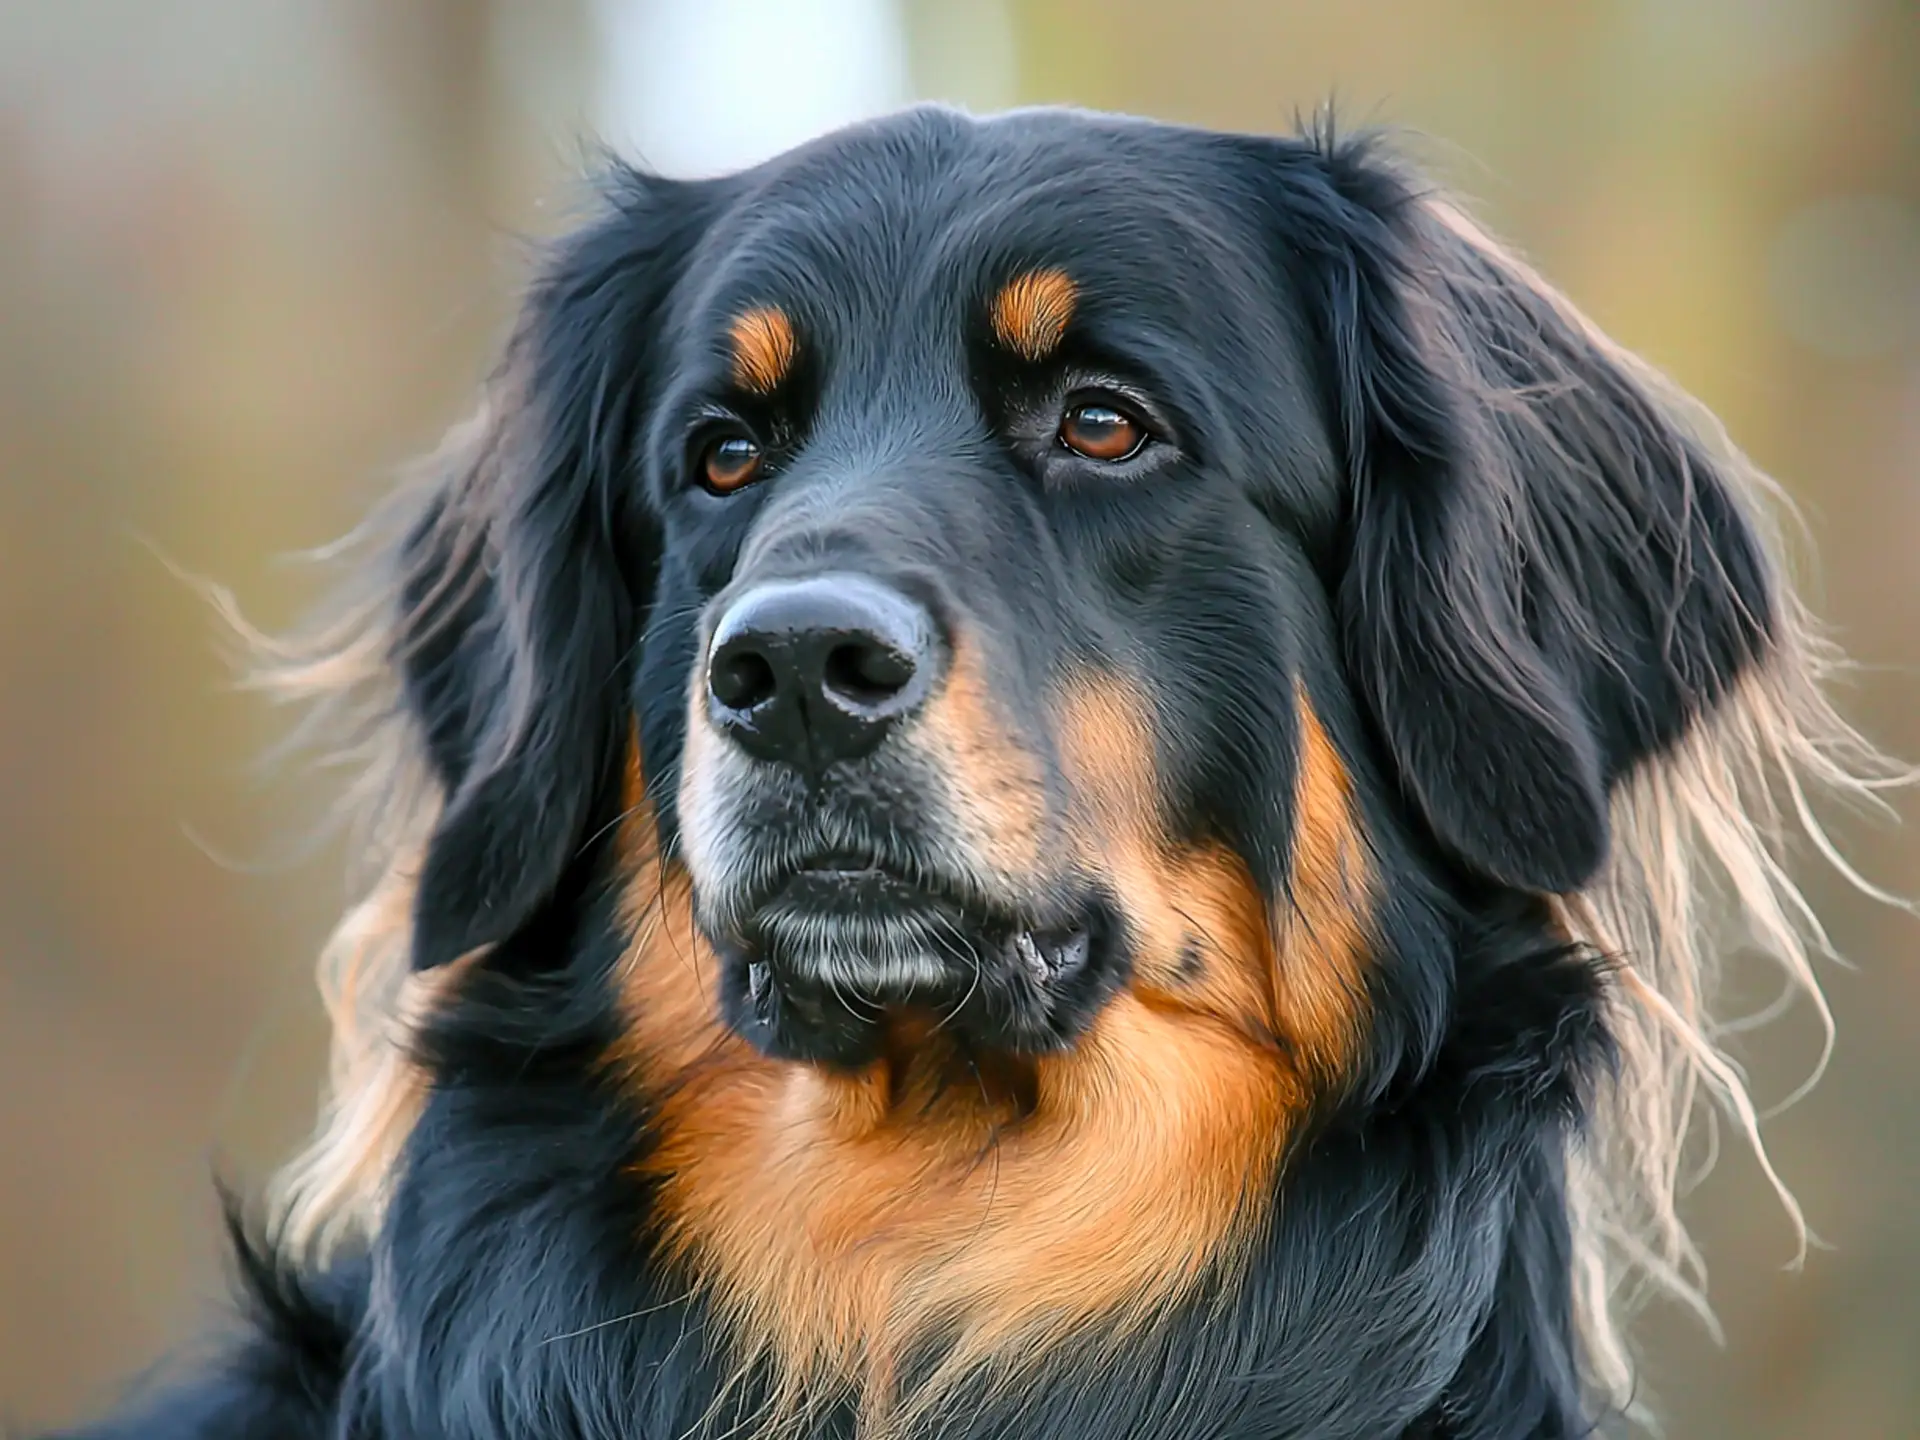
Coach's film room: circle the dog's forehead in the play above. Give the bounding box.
[688,109,1243,346]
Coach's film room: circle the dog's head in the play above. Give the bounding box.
[271,105,1888,1423]
[399,107,1772,1056]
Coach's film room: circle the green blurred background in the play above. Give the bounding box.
[2,2,1915,1434]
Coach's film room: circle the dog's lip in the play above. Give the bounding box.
[788,853,906,881]
[740,918,1093,1006]
[746,849,963,913]
[772,856,942,905]
[793,848,927,873]
[726,853,1094,976]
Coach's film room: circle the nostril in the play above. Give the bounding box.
[710,647,778,711]
[823,640,915,708]
[704,576,941,767]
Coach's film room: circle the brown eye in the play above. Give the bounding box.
[1058,402,1146,462]
[702,432,763,493]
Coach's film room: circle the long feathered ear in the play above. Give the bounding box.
[1258,134,1911,1413]
[396,171,711,970]
[1275,134,1776,893]
[236,167,722,1255]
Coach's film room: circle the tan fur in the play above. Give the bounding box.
[622,674,1375,1432]
[1053,674,1372,1083]
[907,635,1048,880]
[990,269,1076,361]
[1272,688,1378,1082]
[267,855,434,1252]
[729,306,799,394]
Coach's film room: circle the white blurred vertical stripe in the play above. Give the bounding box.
[591,0,914,177]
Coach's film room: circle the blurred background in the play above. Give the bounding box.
[1,1,1914,1434]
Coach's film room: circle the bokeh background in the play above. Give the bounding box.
[2,2,1915,1434]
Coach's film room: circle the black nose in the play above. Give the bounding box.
[706,575,942,770]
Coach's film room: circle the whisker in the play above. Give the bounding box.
[537,1290,699,1346]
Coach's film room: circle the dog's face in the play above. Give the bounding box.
[653,115,1355,1068]
[399,104,1773,1087]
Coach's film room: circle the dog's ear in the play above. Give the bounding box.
[395,172,715,969]
[1265,135,1777,893]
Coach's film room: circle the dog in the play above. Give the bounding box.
[51,104,1898,1439]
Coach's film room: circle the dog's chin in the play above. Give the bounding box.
[700,866,1123,1069]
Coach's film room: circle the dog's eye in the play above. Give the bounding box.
[701,432,764,494]
[1058,402,1146,462]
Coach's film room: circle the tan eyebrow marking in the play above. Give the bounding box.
[990,269,1076,361]
[728,306,798,394]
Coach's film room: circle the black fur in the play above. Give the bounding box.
[1274,138,1773,894]
[54,106,1785,1438]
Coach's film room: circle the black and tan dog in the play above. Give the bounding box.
[56,106,1898,1439]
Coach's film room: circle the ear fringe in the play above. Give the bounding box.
[1559,624,1910,1422]
[1510,333,1912,1425]
[208,404,512,1263]
[1410,189,1914,1420]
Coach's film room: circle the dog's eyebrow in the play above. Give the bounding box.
[728,306,798,394]
[991,269,1076,361]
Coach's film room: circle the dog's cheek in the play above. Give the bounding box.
[906,633,1051,886]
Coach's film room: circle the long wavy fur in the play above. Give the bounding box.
[210,400,509,1260]
[1412,197,1911,1413]
[233,168,1908,1429]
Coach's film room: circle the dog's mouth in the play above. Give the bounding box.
[702,850,1119,1069]
[757,857,1094,981]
